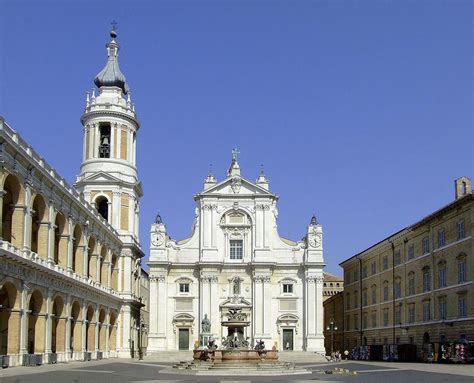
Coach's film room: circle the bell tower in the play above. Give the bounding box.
[75,27,144,358]
[75,27,143,240]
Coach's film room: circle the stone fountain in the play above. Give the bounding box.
[193,307,278,363]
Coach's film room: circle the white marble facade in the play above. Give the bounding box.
[148,154,325,353]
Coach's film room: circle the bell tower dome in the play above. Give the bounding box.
[75,28,143,241]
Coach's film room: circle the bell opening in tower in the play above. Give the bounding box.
[99,123,111,158]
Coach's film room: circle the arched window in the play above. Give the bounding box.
[2,175,21,243]
[96,197,109,221]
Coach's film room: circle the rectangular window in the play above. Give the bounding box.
[371,261,376,275]
[408,277,415,295]
[408,305,415,324]
[439,267,446,288]
[371,311,377,327]
[345,272,351,285]
[408,244,415,260]
[353,269,359,282]
[395,281,401,299]
[283,283,293,294]
[395,307,401,325]
[458,221,465,240]
[363,313,368,329]
[383,309,389,327]
[372,288,377,304]
[362,266,368,279]
[354,314,359,330]
[423,271,430,292]
[354,291,359,308]
[229,240,243,260]
[394,250,401,266]
[179,283,190,293]
[383,256,388,270]
[438,229,445,248]
[345,316,350,331]
[422,237,430,255]
[383,286,389,301]
[458,297,466,317]
[458,261,466,283]
[439,300,447,320]
[423,301,431,321]
[346,294,350,310]
[362,290,367,307]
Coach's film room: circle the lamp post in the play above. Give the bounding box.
[326,318,338,355]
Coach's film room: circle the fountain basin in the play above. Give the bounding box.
[194,349,278,363]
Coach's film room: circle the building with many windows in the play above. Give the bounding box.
[0,29,147,367]
[323,272,343,302]
[340,177,473,354]
[147,156,325,352]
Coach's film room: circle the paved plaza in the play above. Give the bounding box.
[0,354,473,383]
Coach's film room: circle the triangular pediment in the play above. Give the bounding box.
[198,176,276,198]
[77,171,122,184]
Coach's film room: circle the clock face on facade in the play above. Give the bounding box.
[309,234,322,248]
[151,232,164,247]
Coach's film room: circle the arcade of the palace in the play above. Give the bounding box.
[0,118,140,367]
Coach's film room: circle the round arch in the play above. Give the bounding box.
[30,194,48,258]
[0,281,20,355]
[70,300,82,353]
[72,225,84,275]
[1,174,24,245]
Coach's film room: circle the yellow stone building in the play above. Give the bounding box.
[340,177,473,355]
[0,29,146,367]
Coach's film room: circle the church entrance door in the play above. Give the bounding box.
[178,329,189,350]
[283,329,293,351]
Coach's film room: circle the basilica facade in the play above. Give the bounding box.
[148,156,325,353]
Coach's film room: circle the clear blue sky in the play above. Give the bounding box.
[1,1,472,274]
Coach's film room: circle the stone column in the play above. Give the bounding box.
[83,245,89,278]
[118,306,131,357]
[22,183,33,250]
[65,297,71,359]
[66,216,74,273]
[253,276,264,338]
[44,291,53,354]
[107,257,112,289]
[148,276,158,335]
[96,254,102,283]
[19,283,30,355]
[0,189,5,237]
[81,304,87,352]
[305,274,325,352]
[149,274,166,351]
[263,276,272,337]
[105,312,110,357]
[46,204,55,264]
[94,308,99,354]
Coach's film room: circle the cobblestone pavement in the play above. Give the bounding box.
[0,359,473,383]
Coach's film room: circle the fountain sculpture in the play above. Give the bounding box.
[193,306,278,363]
